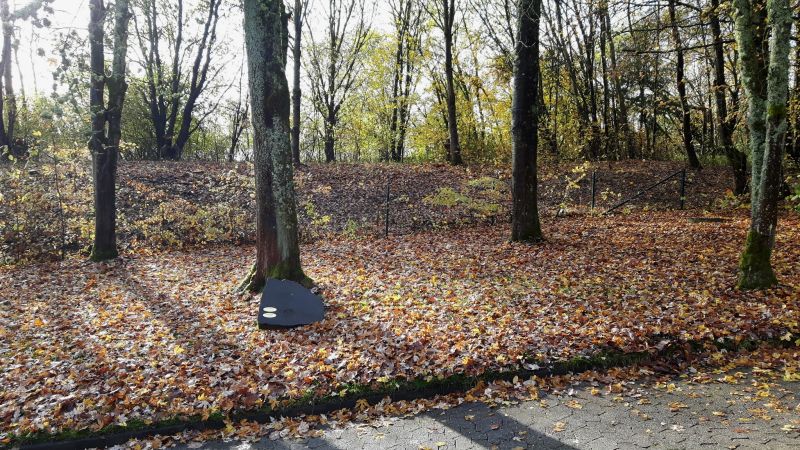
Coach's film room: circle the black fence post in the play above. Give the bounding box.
[680,169,686,210]
[591,171,597,210]
[385,177,391,238]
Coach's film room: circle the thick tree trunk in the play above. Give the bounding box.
[511,0,543,242]
[734,0,790,289]
[443,0,463,165]
[710,0,747,195]
[668,0,701,169]
[242,0,308,292]
[291,0,303,164]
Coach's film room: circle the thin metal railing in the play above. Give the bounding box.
[601,169,687,214]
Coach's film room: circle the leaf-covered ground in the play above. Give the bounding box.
[2,159,735,263]
[1,210,798,439]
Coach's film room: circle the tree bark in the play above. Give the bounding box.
[242,0,308,292]
[88,0,131,262]
[710,0,747,195]
[442,0,463,165]
[511,0,543,242]
[0,0,14,153]
[733,0,791,289]
[668,0,701,169]
[291,0,304,164]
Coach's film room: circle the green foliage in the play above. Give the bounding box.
[132,199,249,249]
[0,145,92,264]
[789,175,800,213]
[558,162,591,214]
[424,177,505,219]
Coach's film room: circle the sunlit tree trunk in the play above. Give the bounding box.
[734,0,791,289]
[511,0,542,242]
[241,0,308,292]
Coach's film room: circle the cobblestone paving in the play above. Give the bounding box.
[173,372,800,450]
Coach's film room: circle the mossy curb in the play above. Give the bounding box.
[6,336,791,450]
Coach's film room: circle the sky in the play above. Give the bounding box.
[15,0,393,101]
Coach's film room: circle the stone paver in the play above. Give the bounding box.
[168,372,799,450]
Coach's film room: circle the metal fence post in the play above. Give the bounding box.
[679,169,686,210]
[591,171,597,210]
[385,177,391,238]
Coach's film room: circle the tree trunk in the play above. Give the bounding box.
[88,0,131,262]
[604,5,636,159]
[511,0,543,242]
[710,0,747,195]
[667,0,701,169]
[0,0,13,152]
[733,0,790,289]
[291,0,303,164]
[323,117,336,163]
[242,0,308,292]
[443,0,463,165]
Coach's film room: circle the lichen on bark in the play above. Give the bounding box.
[241,0,309,292]
[732,0,791,290]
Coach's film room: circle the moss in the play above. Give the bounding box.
[89,246,118,262]
[238,261,313,293]
[738,230,778,289]
[266,261,313,288]
[6,335,792,449]
[767,102,787,119]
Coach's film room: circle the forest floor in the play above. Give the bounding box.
[2,159,737,263]
[1,161,799,447]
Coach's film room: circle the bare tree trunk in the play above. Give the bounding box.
[710,0,747,195]
[0,0,13,152]
[442,0,463,165]
[88,0,131,262]
[241,0,308,292]
[511,0,542,242]
[291,0,304,164]
[604,4,636,159]
[667,0,701,169]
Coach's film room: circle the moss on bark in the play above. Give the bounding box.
[90,246,119,262]
[237,262,313,293]
[738,230,778,289]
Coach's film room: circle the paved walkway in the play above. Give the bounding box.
[171,371,800,450]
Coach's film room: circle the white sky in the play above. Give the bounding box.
[16,0,393,100]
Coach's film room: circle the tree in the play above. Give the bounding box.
[290,0,310,164]
[733,0,792,289]
[131,0,222,160]
[240,0,308,292]
[88,0,131,261]
[427,0,463,165]
[307,0,371,163]
[667,0,701,169]
[709,0,747,195]
[226,64,249,162]
[0,0,52,159]
[387,0,424,162]
[511,0,543,242]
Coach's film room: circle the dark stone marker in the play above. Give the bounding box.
[258,278,325,329]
